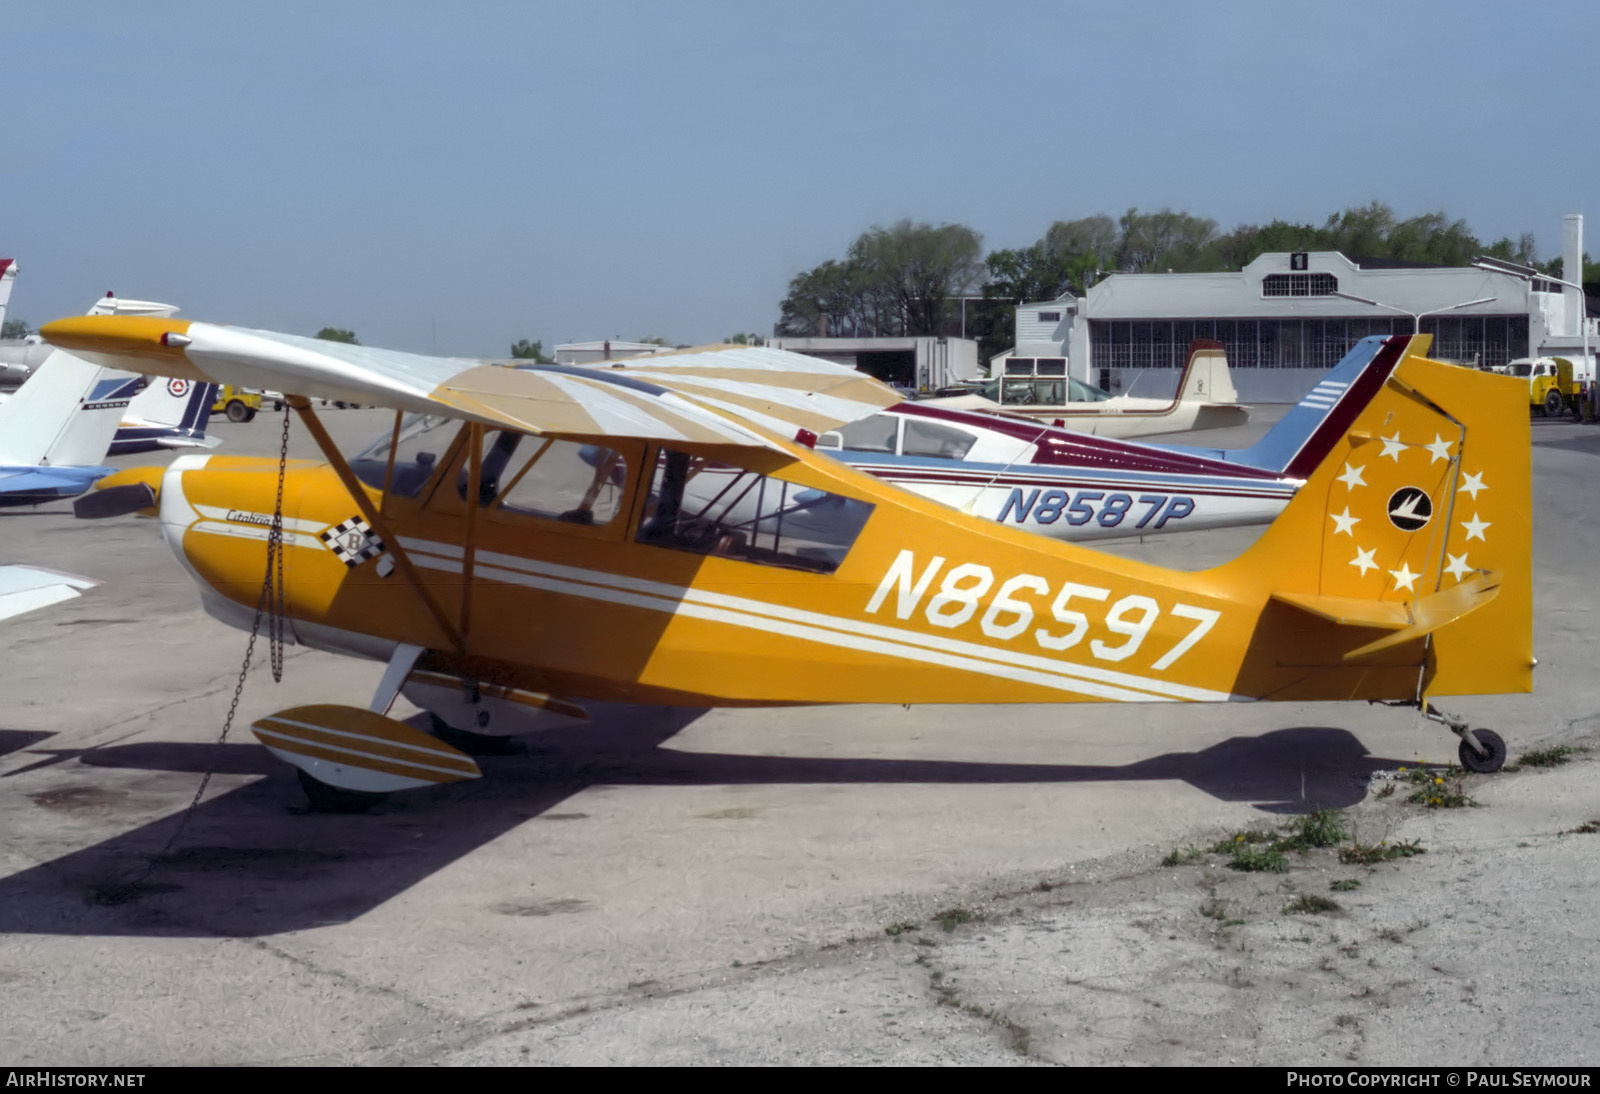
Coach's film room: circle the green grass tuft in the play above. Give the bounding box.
[1339,837,1425,865]
[1518,745,1587,768]
[1330,878,1362,892]
[1275,809,1349,851]
[1228,844,1289,873]
[1283,894,1341,915]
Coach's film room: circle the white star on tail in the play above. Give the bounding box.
[1379,432,1406,461]
[1461,513,1491,542]
[1350,546,1378,576]
[1337,462,1367,490]
[1425,433,1454,464]
[1457,470,1487,500]
[1389,563,1420,592]
[1329,506,1360,536]
[1444,552,1472,582]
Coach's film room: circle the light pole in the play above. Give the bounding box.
[1473,256,1595,419]
[1330,290,1498,337]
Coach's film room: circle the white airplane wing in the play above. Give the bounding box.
[42,317,900,456]
[0,565,99,622]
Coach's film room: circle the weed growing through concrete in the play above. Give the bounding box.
[1340,826,1426,864]
[934,908,974,932]
[1407,773,1475,809]
[1565,820,1600,835]
[1283,894,1341,915]
[1162,845,1207,867]
[1277,809,1350,851]
[1331,878,1362,892]
[1210,829,1276,853]
[1516,744,1588,768]
[885,921,919,937]
[1228,844,1289,873]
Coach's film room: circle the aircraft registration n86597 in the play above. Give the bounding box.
[44,315,1531,808]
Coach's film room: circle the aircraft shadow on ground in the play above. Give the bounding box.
[0,707,1401,939]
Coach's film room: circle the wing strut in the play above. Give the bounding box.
[287,396,464,652]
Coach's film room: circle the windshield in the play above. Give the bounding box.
[350,413,457,497]
[975,376,1111,405]
[1068,377,1114,402]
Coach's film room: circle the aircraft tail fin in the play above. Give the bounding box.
[1174,339,1238,405]
[1217,334,1532,699]
[1163,335,1404,475]
[0,294,181,467]
[118,376,221,452]
[0,259,16,334]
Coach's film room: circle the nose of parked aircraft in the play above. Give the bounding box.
[72,465,164,519]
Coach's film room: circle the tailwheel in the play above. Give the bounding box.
[298,768,386,813]
[1457,728,1507,774]
[1403,701,1509,776]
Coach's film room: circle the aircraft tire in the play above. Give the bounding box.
[297,768,387,813]
[1457,729,1507,774]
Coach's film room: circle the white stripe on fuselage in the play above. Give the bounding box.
[396,537,1238,704]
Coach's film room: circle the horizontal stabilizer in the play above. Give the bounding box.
[1272,571,1502,663]
[74,481,157,519]
[0,564,98,622]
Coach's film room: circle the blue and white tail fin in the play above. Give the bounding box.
[113,376,221,455]
[1160,335,1406,476]
[0,293,181,468]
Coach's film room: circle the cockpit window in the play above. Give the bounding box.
[835,414,899,454]
[467,431,627,525]
[637,449,873,573]
[351,413,456,497]
[1068,377,1114,402]
[900,418,977,459]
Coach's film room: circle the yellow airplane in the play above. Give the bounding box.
[43,316,1532,811]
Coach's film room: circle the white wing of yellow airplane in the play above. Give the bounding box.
[40,317,900,454]
[44,315,1533,812]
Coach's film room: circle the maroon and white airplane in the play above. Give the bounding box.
[819,336,1404,543]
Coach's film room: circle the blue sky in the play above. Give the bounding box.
[4,1,1596,356]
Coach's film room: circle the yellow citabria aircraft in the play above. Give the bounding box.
[43,316,1532,811]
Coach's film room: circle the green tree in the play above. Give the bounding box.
[776,220,983,338]
[1114,208,1220,272]
[849,219,983,336]
[315,327,359,344]
[510,338,552,362]
[1482,234,1540,266]
[1,319,29,339]
[723,332,764,345]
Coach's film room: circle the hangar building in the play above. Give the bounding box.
[1009,216,1598,402]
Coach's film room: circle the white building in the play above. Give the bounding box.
[1009,215,1596,402]
[553,340,671,366]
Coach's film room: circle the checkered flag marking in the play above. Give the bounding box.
[321,516,386,568]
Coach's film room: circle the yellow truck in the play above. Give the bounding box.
[211,385,262,423]
[1506,357,1582,418]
